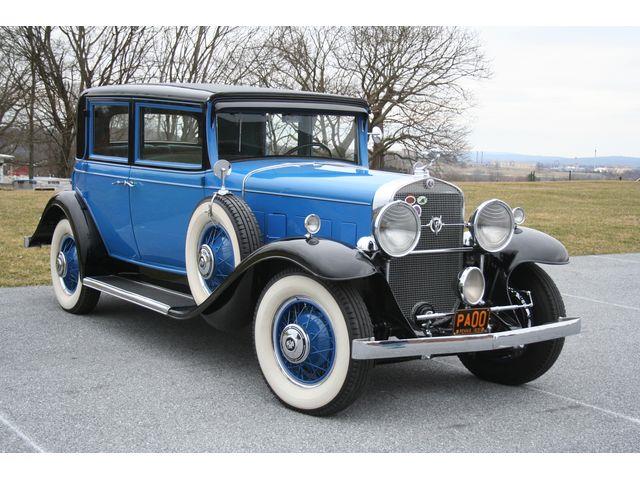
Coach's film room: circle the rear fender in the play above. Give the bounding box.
[26,191,109,276]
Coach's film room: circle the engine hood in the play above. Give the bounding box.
[228,160,410,206]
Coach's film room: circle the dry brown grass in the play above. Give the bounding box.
[0,190,55,287]
[1,181,638,287]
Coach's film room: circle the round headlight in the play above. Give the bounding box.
[373,201,421,257]
[471,199,515,253]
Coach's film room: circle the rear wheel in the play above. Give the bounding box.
[50,218,100,314]
[253,270,373,416]
[459,263,566,385]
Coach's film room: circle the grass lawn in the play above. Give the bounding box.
[0,181,638,287]
[460,181,640,257]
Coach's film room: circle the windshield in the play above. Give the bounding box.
[216,111,359,162]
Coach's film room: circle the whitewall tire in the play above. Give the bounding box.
[50,218,100,314]
[185,195,262,305]
[254,270,373,416]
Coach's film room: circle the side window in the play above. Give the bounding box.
[90,103,129,160]
[139,106,203,168]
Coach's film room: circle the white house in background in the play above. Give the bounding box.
[0,154,14,184]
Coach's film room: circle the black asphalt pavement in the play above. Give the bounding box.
[1,253,639,452]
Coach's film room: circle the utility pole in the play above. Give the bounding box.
[594,148,597,172]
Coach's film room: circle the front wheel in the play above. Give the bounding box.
[253,270,373,416]
[50,218,100,314]
[459,263,566,385]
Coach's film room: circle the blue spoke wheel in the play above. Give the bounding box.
[273,297,336,386]
[197,223,236,295]
[57,234,80,294]
[254,271,373,416]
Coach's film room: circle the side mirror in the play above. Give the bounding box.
[369,126,383,145]
[213,159,232,195]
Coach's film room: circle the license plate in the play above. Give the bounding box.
[453,308,490,335]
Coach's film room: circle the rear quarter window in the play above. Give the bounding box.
[91,104,129,160]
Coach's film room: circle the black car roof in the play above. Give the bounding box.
[81,83,370,111]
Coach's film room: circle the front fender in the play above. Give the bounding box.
[170,237,417,337]
[241,237,378,281]
[490,226,569,274]
[168,237,378,323]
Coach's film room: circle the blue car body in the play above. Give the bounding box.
[25,83,580,415]
[27,82,573,339]
[71,88,400,277]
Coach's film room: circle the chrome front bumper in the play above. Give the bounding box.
[351,317,581,360]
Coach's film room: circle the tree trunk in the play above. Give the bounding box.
[27,63,35,180]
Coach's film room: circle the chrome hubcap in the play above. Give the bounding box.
[198,244,215,279]
[279,324,310,364]
[55,252,67,277]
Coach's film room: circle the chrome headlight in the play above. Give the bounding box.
[373,201,421,257]
[458,267,485,305]
[470,199,515,253]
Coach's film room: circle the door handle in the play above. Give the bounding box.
[112,180,135,187]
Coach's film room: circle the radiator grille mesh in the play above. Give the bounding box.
[388,178,464,319]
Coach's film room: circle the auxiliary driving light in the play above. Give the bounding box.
[458,267,485,306]
[513,207,526,225]
[304,214,321,235]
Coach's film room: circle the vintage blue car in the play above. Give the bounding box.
[26,84,580,415]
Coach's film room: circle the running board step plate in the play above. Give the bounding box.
[84,275,196,315]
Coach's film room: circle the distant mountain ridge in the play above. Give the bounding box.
[465,151,640,168]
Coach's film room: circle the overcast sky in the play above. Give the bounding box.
[467,27,640,158]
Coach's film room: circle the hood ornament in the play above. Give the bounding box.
[413,151,440,178]
[413,161,429,177]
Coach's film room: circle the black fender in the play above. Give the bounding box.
[489,226,569,274]
[25,190,109,276]
[169,237,415,337]
[475,227,569,317]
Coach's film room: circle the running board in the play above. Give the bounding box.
[83,275,196,315]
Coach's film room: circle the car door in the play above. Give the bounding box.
[75,99,139,261]
[128,102,207,273]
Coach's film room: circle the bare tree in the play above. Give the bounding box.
[60,26,156,88]
[0,26,489,176]
[256,26,488,170]
[2,26,155,175]
[257,26,349,93]
[152,27,265,85]
[0,35,29,156]
[341,27,489,169]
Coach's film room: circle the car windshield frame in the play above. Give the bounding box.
[214,109,362,163]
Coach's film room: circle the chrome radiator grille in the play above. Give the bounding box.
[388,178,464,319]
